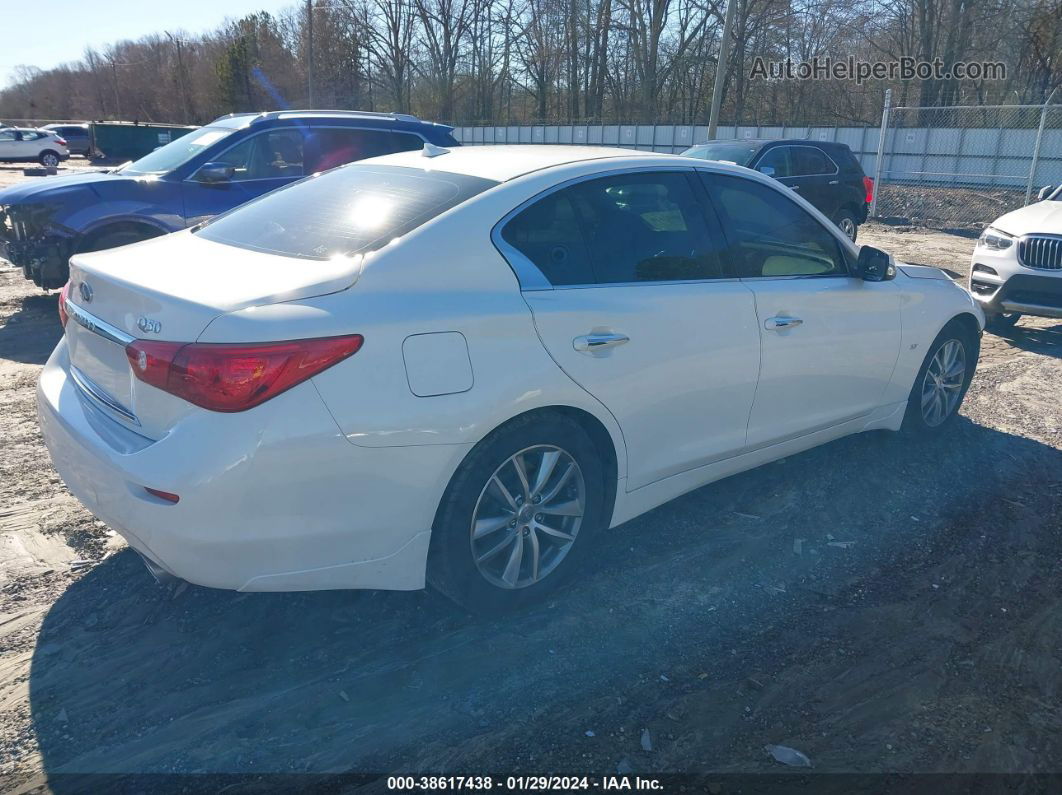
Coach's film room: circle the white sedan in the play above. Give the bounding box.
[39,146,984,611]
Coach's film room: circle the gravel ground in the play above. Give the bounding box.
[0,212,1060,791]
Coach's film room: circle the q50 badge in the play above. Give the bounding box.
[136,316,162,334]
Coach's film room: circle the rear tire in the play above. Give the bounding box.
[428,413,606,614]
[38,151,60,168]
[902,320,978,434]
[833,208,859,242]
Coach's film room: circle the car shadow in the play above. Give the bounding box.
[28,418,1062,786]
[990,320,1062,358]
[0,291,62,365]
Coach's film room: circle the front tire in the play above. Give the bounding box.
[39,151,60,168]
[985,311,1021,332]
[428,413,606,613]
[902,320,978,434]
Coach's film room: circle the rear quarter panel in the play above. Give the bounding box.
[200,180,629,480]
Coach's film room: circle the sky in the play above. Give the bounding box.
[0,0,288,89]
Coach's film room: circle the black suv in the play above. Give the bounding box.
[682,139,873,241]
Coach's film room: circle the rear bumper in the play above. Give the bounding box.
[38,339,469,592]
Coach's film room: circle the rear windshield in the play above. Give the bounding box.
[195,165,498,260]
[682,142,761,166]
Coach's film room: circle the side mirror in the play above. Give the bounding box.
[1038,185,1055,202]
[758,165,776,177]
[856,245,896,282]
[193,162,235,184]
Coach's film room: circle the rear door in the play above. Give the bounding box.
[181,127,308,226]
[700,171,900,448]
[787,145,842,218]
[500,168,761,490]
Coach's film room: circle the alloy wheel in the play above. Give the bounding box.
[839,217,857,240]
[42,153,59,168]
[921,339,966,427]
[469,445,586,589]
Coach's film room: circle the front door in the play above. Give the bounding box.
[701,171,901,448]
[181,128,308,226]
[500,169,762,490]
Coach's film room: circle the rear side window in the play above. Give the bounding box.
[702,173,848,278]
[502,171,725,286]
[501,190,597,285]
[791,146,834,176]
[196,165,498,260]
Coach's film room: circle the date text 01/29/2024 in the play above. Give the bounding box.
[385,775,665,791]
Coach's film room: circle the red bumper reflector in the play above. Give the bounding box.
[144,487,180,504]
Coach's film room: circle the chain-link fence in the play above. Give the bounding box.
[871,101,1062,231]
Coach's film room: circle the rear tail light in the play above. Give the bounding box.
[125,335,363,412]
[55,137,68,146]
[58,281,70,327]
[863,176,874,204]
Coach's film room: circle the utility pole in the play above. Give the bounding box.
[707,0,737,140]
[166,32,190,122]
[109,60,122,119]
[306,0,315,107]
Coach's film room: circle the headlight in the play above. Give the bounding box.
[978,227,1014,250]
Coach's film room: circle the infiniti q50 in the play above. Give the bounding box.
[38,145,983,611]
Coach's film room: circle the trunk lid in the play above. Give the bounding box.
[64,230,360,438]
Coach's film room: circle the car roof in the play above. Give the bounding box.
[708,138,851,149]
[207,110,453,132]
[364,144,667,181]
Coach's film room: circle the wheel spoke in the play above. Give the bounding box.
[476,531,517,564]
[534,520,575,542]
[511,454,531,500]
[501,534,524,586]
[540,497,583,517]
[490,475,519,512]
[539,462,575,504]
[531,450,560,497]
[528,529,541,582]
[473,513,514,540]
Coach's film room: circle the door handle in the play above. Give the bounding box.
[828,179,840,185]
[764,316,803,330]
[789,185,800,191]
[573,332,630,353]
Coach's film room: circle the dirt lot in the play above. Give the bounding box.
[0,180,1060,790]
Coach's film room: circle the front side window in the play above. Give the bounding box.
[502,171,724,286]
[702,173,848,278]
[212,129,305,181]
[755,146,791,178]
[196,165,498,260]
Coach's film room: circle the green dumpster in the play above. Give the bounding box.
[90,121,198,161]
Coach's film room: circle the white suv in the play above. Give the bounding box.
[0,127,70,168]
[970,185,1062,330]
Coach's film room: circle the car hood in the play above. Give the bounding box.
[991,201,1062,237]
[0,170,132,204]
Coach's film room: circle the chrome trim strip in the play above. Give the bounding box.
[66,301,135,346]
[70,366,141,426]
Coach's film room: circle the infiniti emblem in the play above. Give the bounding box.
[137,316,162,334]
[78,281,93,303]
